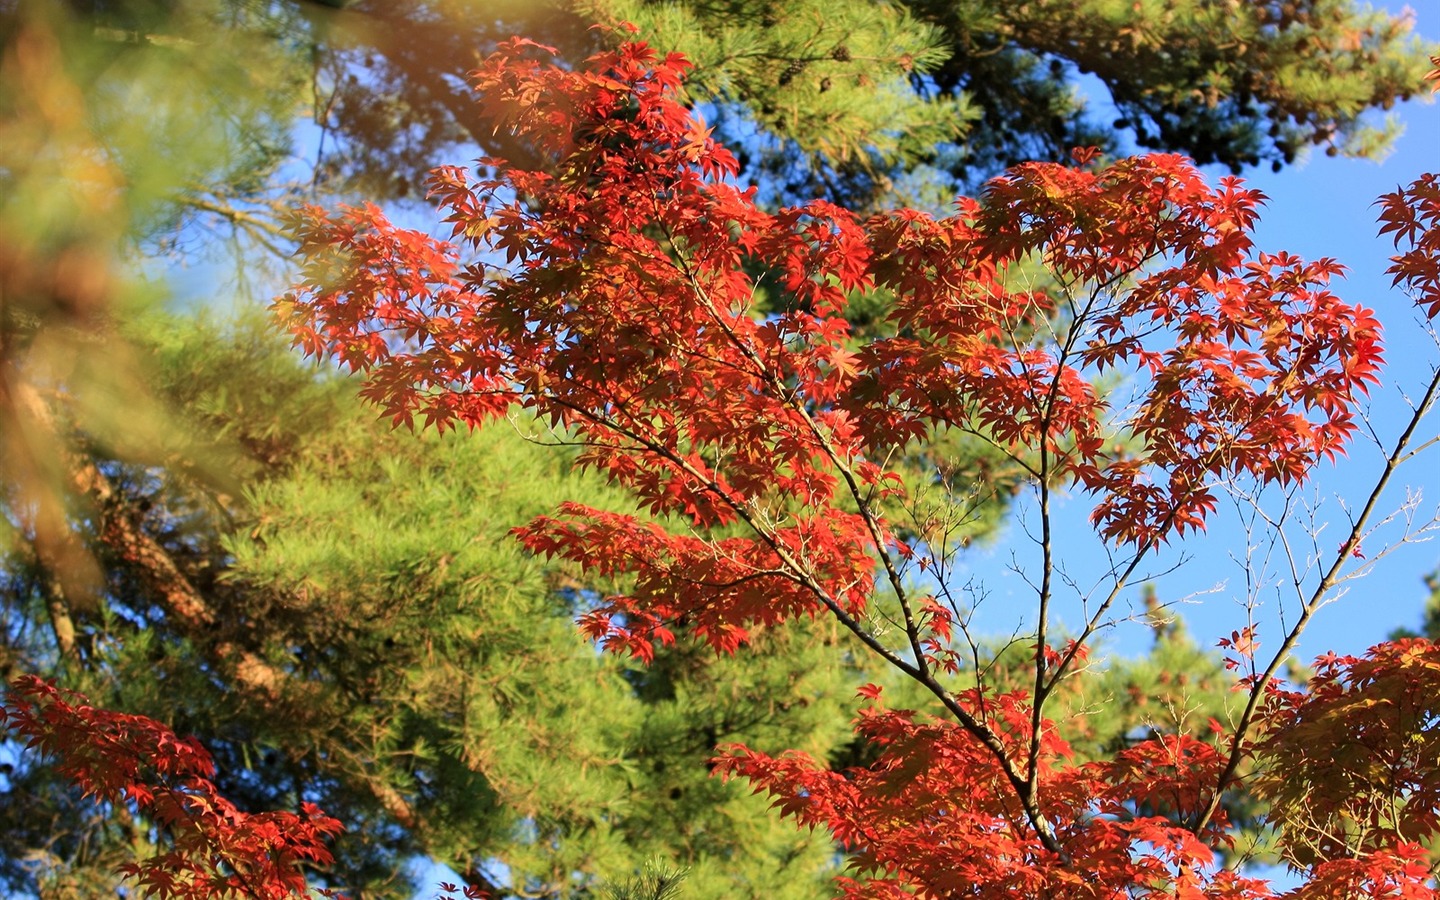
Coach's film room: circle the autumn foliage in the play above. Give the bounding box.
[0,676,343,899]
[8,27,1440,900]
[268,32,1440,900]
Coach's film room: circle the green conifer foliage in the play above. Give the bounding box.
[2,312,866,898]
[96,0,1427,219]
[216,347,859,897]
[905,0,1433,173]
[296,0,1434,205]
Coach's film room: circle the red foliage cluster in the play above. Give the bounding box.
[1253,642,1440,869]
[283,36,1384,643]
[1380,171,1440,319]
[717,689,1242,899]
[0,676,343,899]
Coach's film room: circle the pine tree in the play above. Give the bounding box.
[587,0,1434,203]
[56,0,1432,227]
[0,312,864,898]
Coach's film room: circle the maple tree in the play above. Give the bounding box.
[271,35,1440,898]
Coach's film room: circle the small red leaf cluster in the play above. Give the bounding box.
[1,676,343,900]
[1378,172,1440,319]
[718,648,1440,899]
[1218,625,1261,670]
[437,882,490,900]
[716,692,1242,900]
